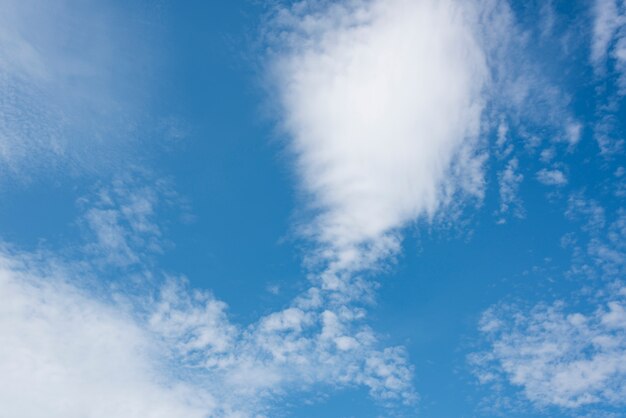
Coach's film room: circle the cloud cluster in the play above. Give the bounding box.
[0,243,417,418]
[77,174,175,268]
[472,196,626,414]
[471,284,626,410]
[497,157,524,221]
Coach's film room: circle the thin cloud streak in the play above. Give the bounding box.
[0,0,156,181]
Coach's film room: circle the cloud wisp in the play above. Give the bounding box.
[591,0,626,91]
[0,0,156,182]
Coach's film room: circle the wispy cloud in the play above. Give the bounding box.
[497,157,525,222]
[77,173,171,268]
[0,0,157,181]
[258,1,500,408]
[591,0,626,86]
[590,0,626,157]
[565,196,626,280]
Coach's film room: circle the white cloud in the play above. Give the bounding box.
[591,0,624,70]
[590,0,626,156]
[472,284,626,410]
[261,2,502,406]
[591,0,626,92]
[0,249,215,418]
[541,147,556,162]
[479,0,580,151]
[473,200,626,414]
[78,175,168,267]
[564,196,626,280]
[0,246,416,417]
[495,119,514,160]
[565,195,607,234]
[564,120,583,147]
[536,168,568,186]
[497,157,524,221]
[267,0,489,273]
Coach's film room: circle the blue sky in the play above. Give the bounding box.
[1,0,626,417]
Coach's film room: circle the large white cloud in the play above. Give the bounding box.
[267,0,489,274]
[0,250,216,418]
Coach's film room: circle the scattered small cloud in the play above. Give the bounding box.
[536,168,568,186]
[497,157,525,222]
[0,245,416,417]
[564,120,583,147]
[471,284,626,412]
[77,174,171,268]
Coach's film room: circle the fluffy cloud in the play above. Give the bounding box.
[258,2,501,408]
[471,285,626,410]
[0,250,215,418]
[472,199,626,414]
[0,244,416,418]
[267,0,489,272]
[536,168,568,186]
